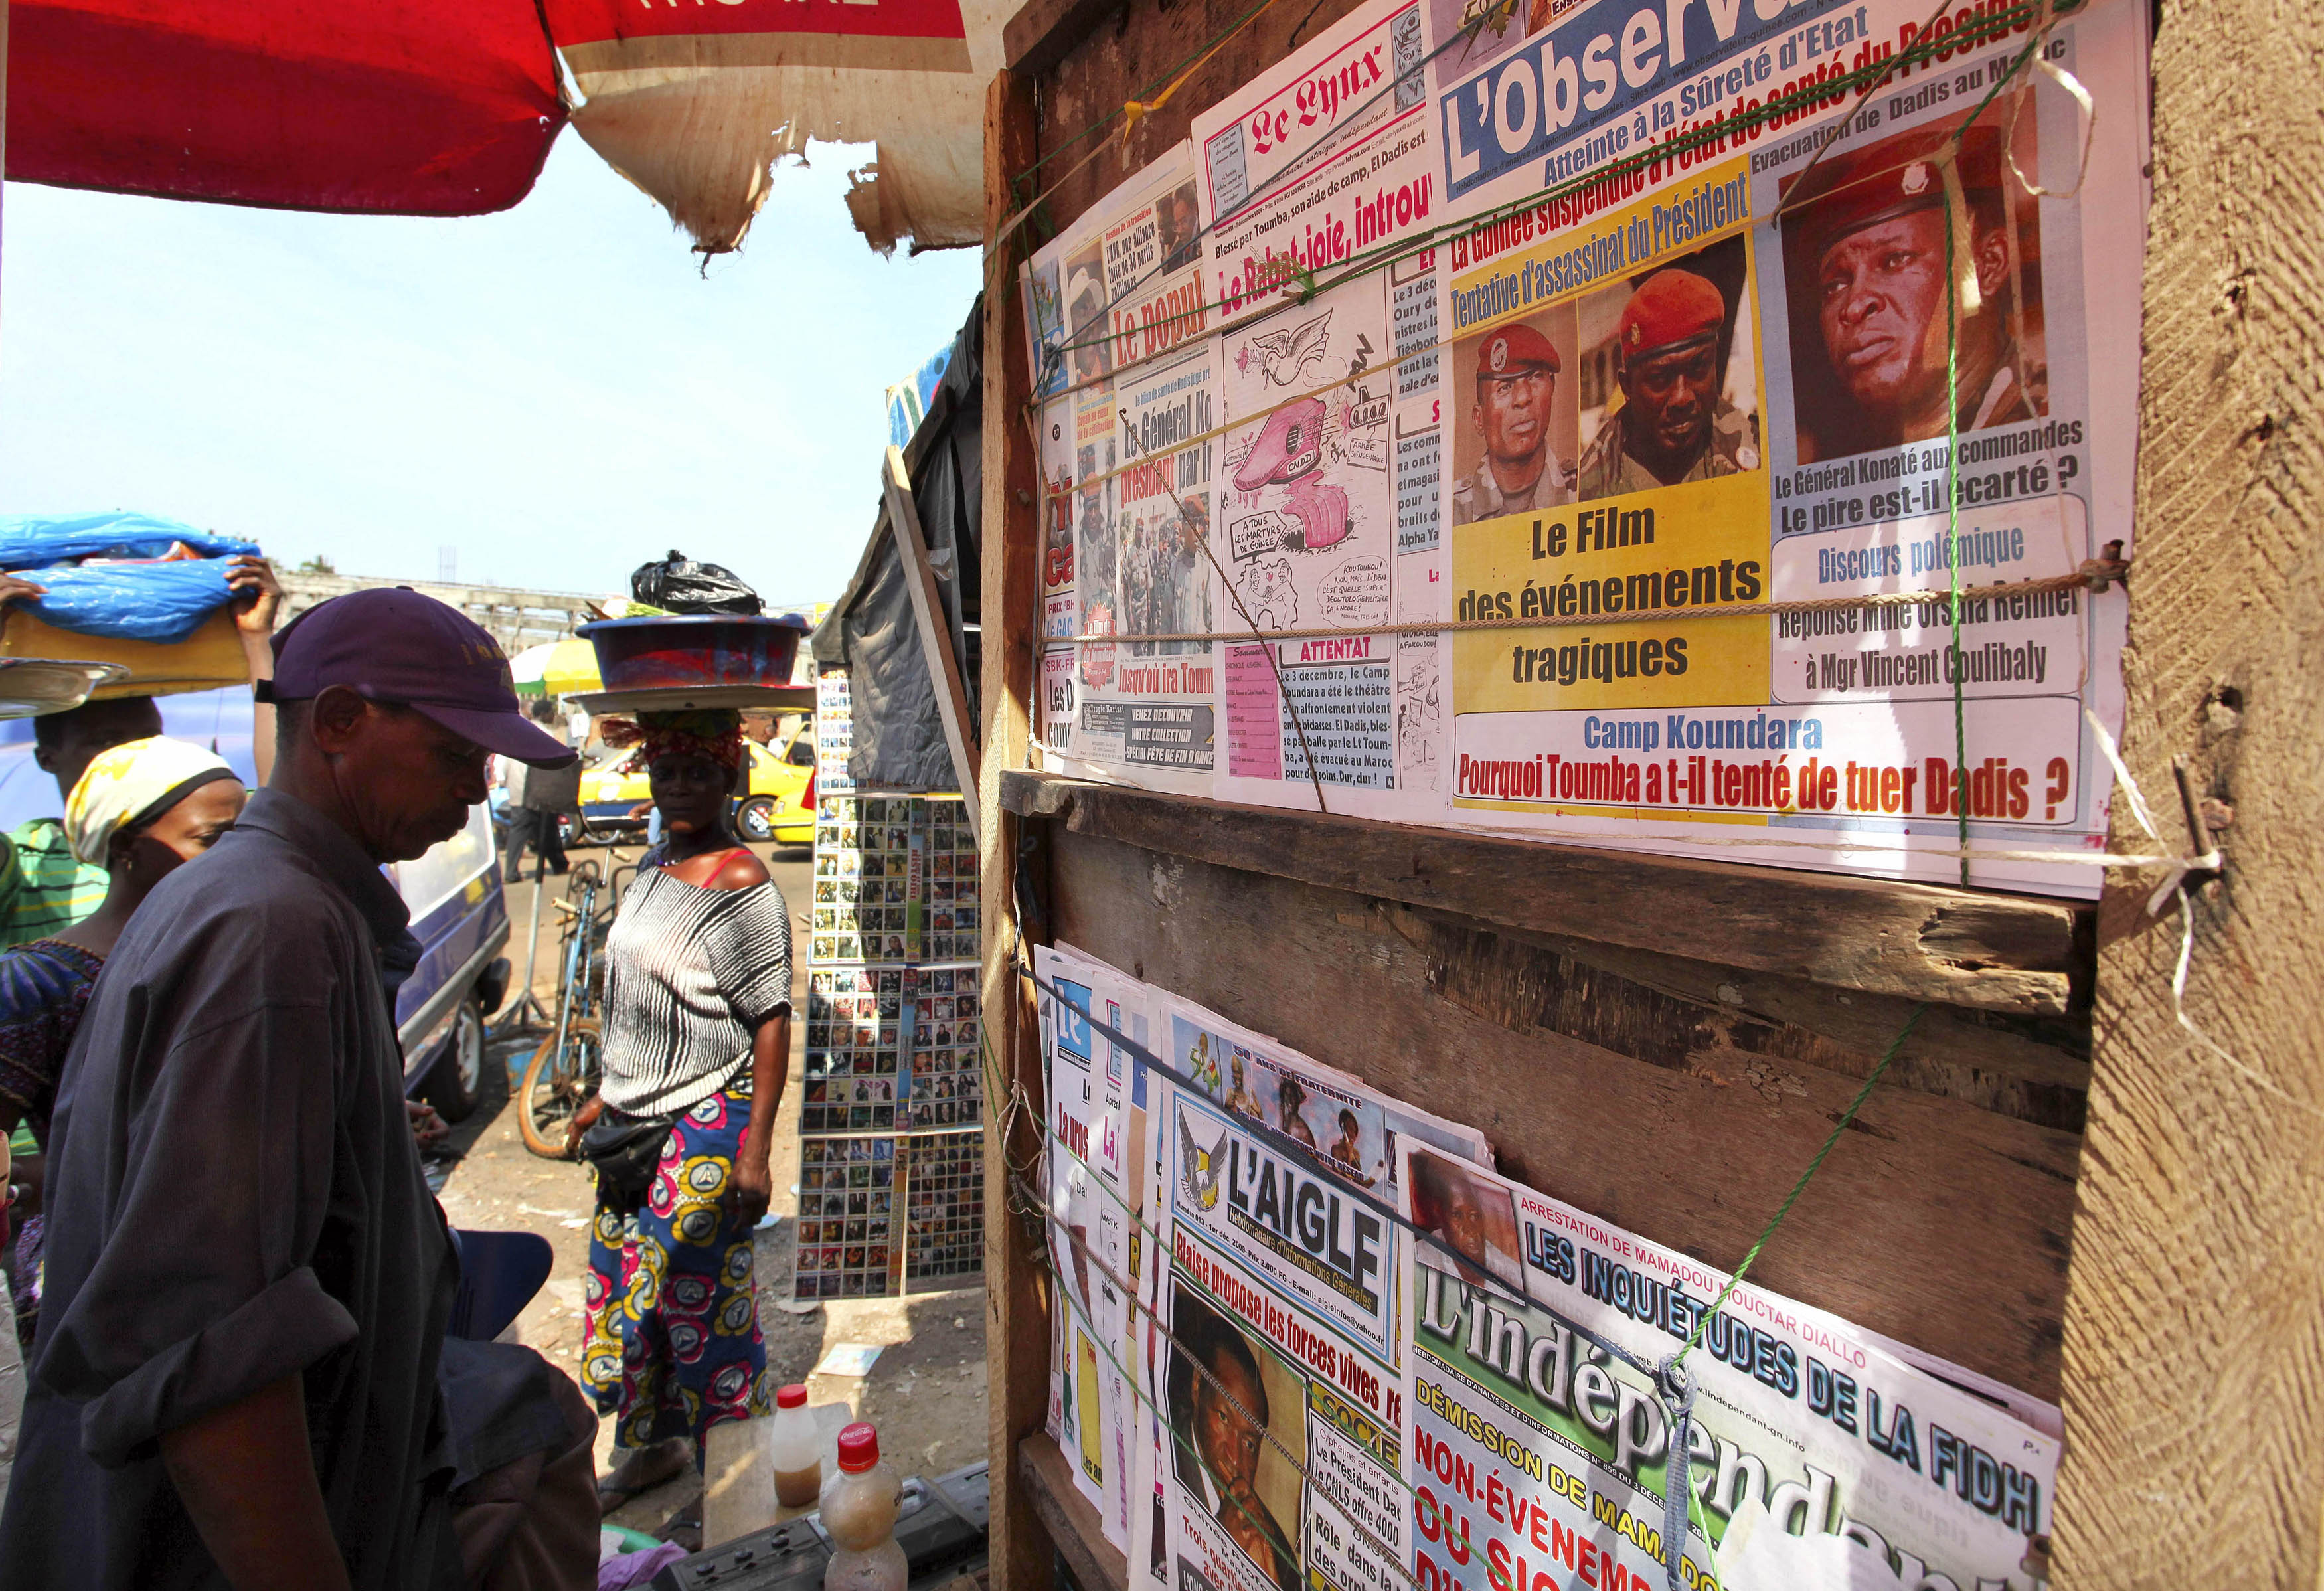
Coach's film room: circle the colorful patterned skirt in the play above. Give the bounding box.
[581,1075,774,1455]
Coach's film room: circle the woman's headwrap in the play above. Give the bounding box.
[597,709,746,774]
[64,735,240,866]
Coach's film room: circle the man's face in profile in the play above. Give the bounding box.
[1817,210,1952,412]
[1194,1353,1266,1493]
[1475,369,1554,468]
[1173,193,1199,242]
[1621,337,1720,473]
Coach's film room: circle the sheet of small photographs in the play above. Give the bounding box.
[903,1132,985,1292]
[808,795,982,965]
[800,788,985,1299]
[815,667,855,796]
[801,963,983,1134]
[793,1135,900,1299]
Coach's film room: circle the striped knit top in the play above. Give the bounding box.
[599,854,793,1115]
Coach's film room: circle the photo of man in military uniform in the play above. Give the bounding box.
[1451,321,1575,525]
[1782,119,2043,461]
[1576,267,1757,499]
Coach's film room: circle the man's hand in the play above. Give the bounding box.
[225,556,283,636]
[406,1099,448,1149]
[0,574,48,610]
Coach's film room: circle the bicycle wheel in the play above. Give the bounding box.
[517,1016,603,1159]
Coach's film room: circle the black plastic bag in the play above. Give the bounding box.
[630,549,763,616]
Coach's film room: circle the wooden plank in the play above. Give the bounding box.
[2052,0,2324,1574]
[1048,828,2077,1400]
[981,63,1056,1591]
[1003,0,1122,77]
[1372,903,2090,1131]
[887,446,983,840]
[1017,1435,1129,1591]
[1004,770,2081,1014]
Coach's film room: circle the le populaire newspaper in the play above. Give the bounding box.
[1139,993,1493,1591]
[1021,0,2149,898]
[1023,143,1222,796]
[1396,1142,2058,1591]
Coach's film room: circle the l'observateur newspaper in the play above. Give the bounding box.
[1036,944,2062,1591]
[1023,0,2147,898]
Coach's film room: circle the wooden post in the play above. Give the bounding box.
[2053,0,2324,1577]
[979,63,1053,1591]
[886,446,984,839]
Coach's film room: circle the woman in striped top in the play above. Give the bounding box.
[578,709,794,1509]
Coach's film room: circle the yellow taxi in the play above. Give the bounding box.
[574,720,818,847]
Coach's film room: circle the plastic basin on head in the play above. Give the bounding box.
[576,615,809,692]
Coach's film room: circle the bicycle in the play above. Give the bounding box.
[517,860,615,1157]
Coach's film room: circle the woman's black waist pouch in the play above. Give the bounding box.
[580,1106,679,1213]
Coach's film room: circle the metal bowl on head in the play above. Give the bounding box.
[575,614,809,697]
[0,659,133,718]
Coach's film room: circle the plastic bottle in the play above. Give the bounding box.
[821,1422,908,1591]
[770,1384,822,1509]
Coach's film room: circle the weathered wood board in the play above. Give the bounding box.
[1005,770,2085,1015]
[981,63,1058,1591]
[2052,0,2324,1575]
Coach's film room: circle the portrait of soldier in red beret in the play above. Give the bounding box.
[1576,253,1760,500]
[1780,115,2047,461]
[1452,313,1578,526]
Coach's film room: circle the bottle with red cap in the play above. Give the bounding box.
[770,1383,821,1509]
[821,1422,908,1591]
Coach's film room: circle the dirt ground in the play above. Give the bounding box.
[432,840,989,1546]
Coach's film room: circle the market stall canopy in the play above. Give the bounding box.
[3,0,566,214]
[539,0,1005,253]
[510,636,603,699]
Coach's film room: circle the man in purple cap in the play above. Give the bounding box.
[0,588,590,1591]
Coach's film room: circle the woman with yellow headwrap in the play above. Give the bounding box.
[0,736,244,1347]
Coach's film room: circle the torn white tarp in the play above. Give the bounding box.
[542,0,1006,254]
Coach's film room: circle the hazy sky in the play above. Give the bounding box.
[0,136,986,610]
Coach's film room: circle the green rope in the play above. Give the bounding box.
[1672,1004,1926,1375]
[1945,193,1971,886]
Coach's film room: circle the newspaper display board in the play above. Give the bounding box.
[1144,994,1493,1591]
[1192,0,1454,817]
[1019,0,2145,898]
[1394,1143,2060,1589]
[1038,955,2071,1591]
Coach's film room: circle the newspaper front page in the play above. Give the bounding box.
[1191,0,1454,819]
[1396,1143,2059,1590]
[1433,0,2146,895]
[1147,997,1491,1591]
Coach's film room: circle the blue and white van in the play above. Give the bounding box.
[0,685,512,1119]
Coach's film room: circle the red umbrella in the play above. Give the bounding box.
[4,0,566,215]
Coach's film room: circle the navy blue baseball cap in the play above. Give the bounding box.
[259,588,576,768]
